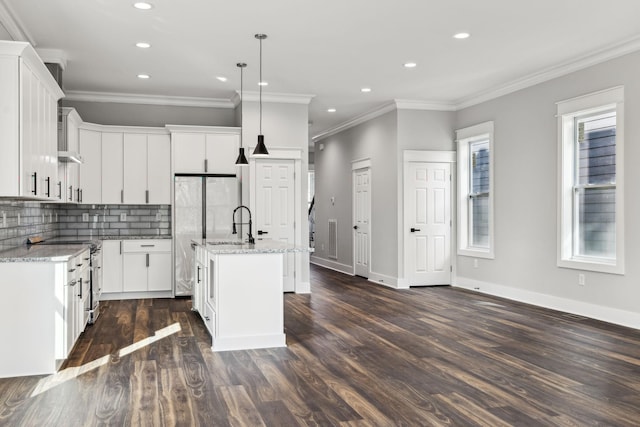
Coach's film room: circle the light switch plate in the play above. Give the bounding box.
[155,212,161,221]
[120,213,127,221]
[82,213,89,222]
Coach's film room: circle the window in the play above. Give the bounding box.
[457,121,494,258]
[557,86,624,274]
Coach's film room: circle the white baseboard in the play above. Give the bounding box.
[212,333,286,352]
[310,256,353,275]
[368,271,403,289]
[295,281,311,294]
[455,276,640,330]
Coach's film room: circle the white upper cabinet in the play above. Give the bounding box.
[78,128,102,204]
[101,132,124,204]
[0,41,64,200]
[146,134,171,204]
[168,125,240,175]
[123,133,148,204]
[58,108,82,203]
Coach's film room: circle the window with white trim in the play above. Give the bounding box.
[557,86,624,274]
[457,121,494,259]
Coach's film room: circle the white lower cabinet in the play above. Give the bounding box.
[0,247,90,378]
[102,239,171,298]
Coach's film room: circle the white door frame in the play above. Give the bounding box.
[401,150,456,288]
[249,148,303,292]
[352,158,372,277]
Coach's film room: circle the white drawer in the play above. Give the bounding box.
[122,239,171,253]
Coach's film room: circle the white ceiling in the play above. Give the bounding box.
[2,0,640,141]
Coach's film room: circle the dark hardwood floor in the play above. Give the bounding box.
[1,264,640,426]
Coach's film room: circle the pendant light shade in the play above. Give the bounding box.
[235,62,249,166]
[253,33,269,157]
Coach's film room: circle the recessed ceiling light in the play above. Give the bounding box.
[361,87,372,93]
[453,32,470,39]
[136,42,151,49]
[258,81,268,86]
[327,108,336,113]
[404,62,417,68]
[216,76,227,82]
[137,74,150,79]
[133,2,153,10]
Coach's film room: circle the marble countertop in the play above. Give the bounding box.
[0,244,90,263]
[194,238,312,255]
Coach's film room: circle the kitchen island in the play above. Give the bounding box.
[192,239,307,352]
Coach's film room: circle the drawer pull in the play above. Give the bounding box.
[204,316,210,321]
[68,268,76,273]
[141,244,155,247]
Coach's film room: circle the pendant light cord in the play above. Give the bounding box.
[259,36,263,134]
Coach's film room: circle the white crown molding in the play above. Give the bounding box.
[165,124,240,135]
[0,0,35,44]
[35,48,68,70]
[312,102,396,142]
[239,91,315,105]
[455,34,640,110]
[64,90,234,108]
[394,99,456,111]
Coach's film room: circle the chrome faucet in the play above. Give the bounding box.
[232,205,255,244]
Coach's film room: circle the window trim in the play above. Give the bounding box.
[456,121,495,259]
[557,86,625,274]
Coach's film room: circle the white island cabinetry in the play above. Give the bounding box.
[193,239,307,352]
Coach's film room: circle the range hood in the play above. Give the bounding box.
[57,107,84,164]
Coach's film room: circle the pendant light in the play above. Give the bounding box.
[235,62,249,166]
[253,33,269,157]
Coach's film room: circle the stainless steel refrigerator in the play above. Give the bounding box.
[174,174,240,296]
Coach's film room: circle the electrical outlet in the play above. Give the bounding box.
[120,213,127,221]
[42,214,46,223]
[578,274,585,286]
[155,212,162,221]
[49,213,53,222]
[82,213,89,222]
[17,213,20,225]
[473,259,479,268]
[93,214,98,222]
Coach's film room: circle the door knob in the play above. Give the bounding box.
[410,228,421,232]
[353,225,358,230]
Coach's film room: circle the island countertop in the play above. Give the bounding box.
[193,238,312,255]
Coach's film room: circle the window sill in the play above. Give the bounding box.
[558,258,624,275]
[458,247,494,260]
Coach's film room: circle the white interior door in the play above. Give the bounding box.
[405,162,451,286]
[353,167,370,278]
[255,160,296,292]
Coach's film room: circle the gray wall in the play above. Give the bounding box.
[396,109,456,279]
[314,110,398,278]
[455,50,640,316]
[62,100,235,127]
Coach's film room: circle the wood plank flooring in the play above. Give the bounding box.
[1,264,640,426]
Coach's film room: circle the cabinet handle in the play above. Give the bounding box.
[197,265,201,283]
[140,244,155,247]
[46,176,51,197]
[78,278,83,298]
[79,189,83,203]
[31,172,37,195]
[257,230,268,235]
[69,280,77,286]
[204,159,208,173]
[146,253,150,267]
[145,190,149,204]
[121,189,124,203]
[69,185,73,202]
[57,181,62,199]
[76,263,83,267]
[119,241,122,255]
[204,316,210,321]
[68,268,76,273]
[76,188,80,203]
